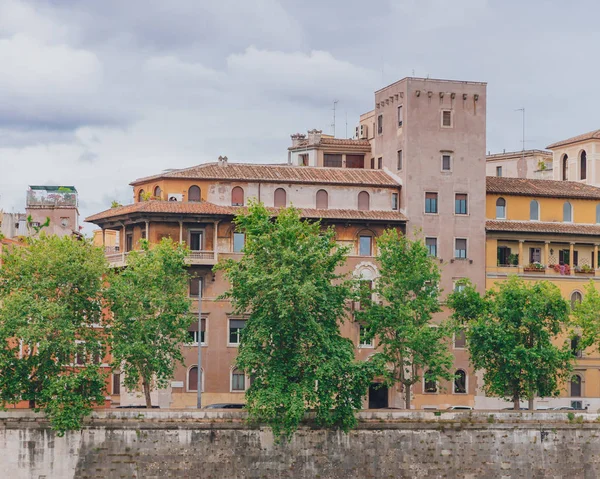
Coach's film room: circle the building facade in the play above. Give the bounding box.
[486,150,553,180]
[547,129,600,184]
[484,176,600,409]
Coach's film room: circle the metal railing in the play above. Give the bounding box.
[105,250,216,267]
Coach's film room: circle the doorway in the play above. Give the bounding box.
[368,383,389,409]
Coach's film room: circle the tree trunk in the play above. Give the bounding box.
[28,399,35,409]
[404,384,411,410]
[142,377,152,408]
[528,396,534,411]
[513,393,520,411]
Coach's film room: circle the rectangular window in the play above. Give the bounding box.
[370,158,375,169]
[232,369,245,391]
[454,330,466,349]
[377,114,383,134]
[359,325,374,347]
[425,192,438,214]
[559,249,577,266]
[112,373,121,395]
[497,246,511,266]
[189,277,202,297]
[233,232,245,253]
[529,248,541,264]
[496,166,502,177]
[442,154,451,171]
[377,157,382,169]
[442,110,452,127]
[455,238,467,259]
[359,236,372,256]
[346,154,364,169]
[391,193,399,211]
[324,154,343,168]
[229,319,246,345]
[425,237,437,257]
[188,318,206,345]
[299,154,309,166]
[125,233,133,252]
[455,194,468,215]
[189,231,203,251]
[397,105,403,127]
[397,150,403,170]
[454,282,466,292]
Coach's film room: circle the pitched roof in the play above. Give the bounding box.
[486,220,600,236]
[85,200,407,224]
[546,129,600,149]
[486,176,600,199]
[130,163,397,187]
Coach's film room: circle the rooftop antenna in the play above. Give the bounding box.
[515,107,525,163]
[331,99,339,137]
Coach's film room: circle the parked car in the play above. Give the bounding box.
[552,406,575,410]
[203,403,245,409]
[116,405,160,409]
[502,407,529,410]
[446,406,473,411]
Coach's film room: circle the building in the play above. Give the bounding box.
[1,186,80,239]
[486,150,553,180]
[485,175,600,409]
[86,77,488,409]
[547,129,600,184]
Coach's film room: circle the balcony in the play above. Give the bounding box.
[105,249,217,267]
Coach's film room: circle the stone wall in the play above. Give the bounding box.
[3,410,600,479]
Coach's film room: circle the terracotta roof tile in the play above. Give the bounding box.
[85,201,407,224]
[131,163,394,187]
[547,129,600,149]
[486,220,600,236]
[486,176,600,199]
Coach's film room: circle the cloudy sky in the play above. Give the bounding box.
[1,0,598,233]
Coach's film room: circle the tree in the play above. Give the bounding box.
[0,235,108,434]
[357,229,454,409]
[448,276,573,410]
[572,281,600,353]
[107,238,191,408]
[216,202,380,438]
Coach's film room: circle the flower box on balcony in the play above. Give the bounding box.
[575,271,595,276]
[523,267,546,273]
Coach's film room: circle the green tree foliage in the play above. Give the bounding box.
[357,229,454,409]
[216,202,380,438]
[107,239,191,408]
[0,235,108,434]
[448,276,573,409]
[572,281,600,352]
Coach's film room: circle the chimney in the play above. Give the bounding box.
[218,155,228,167]
[307,129,322,145]
[290,133,306,148]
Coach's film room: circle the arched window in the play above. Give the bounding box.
[274,188,286,207]
[563,201,573,222]
[571,291,582,311]
[316,189,328,209]
[188,185,201,202]
[571,374,582,397]
[188,366,204,392]
[496,197,506,219]
[530,200,539,221]
[562,154,569,180]
[358,191,370,211]
[153,186,162,199]
[596,204,600,224]
[231,187,244,206]
[138,189,145,202]
[580,151,587,180]
[454,370,467,394]
[231,368,246,391]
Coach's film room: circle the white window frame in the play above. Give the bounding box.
[496,197,507,219]
[454,237,468,260]
[441,109,453,128]
[441,153,452,172]
[358,324,374,349]
[530,200,540,221]
[188,229,205,251]
[453,328,467,350]
[230,367,249,393]
[186,365,205,393]
[186,316,208,347]
[228,318,247,347]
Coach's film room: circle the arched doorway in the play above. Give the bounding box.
[368,383,389,409]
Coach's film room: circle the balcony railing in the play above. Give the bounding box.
[105,250,217,267]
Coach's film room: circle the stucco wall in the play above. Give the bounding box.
[5,410,600,479]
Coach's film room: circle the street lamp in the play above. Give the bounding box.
[197,277,203,409]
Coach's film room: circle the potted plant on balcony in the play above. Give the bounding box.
[575,264,594,276]
[550,263,570,276]
[523,262,546,273]
[508,253,519,267]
